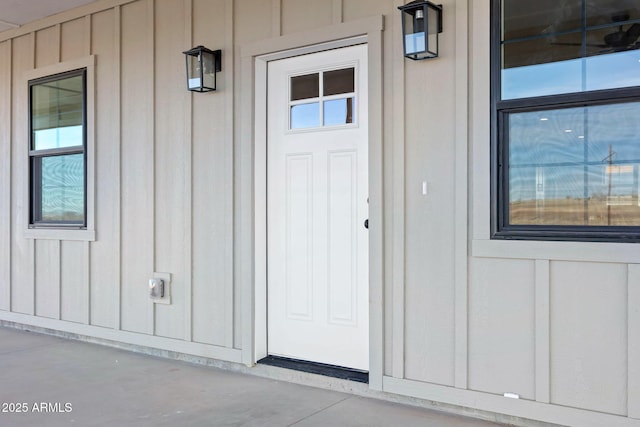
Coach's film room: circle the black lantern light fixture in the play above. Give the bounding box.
[183,45,221,92]
[398,0,443,60]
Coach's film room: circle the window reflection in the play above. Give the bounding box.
[36,154,85,222]
[291,73,320,101]
[31,75,83,150]
[291,73,319,101]
[290,102,320,129]
[508,102,640,226]
[324,98,354,126]
[34,126,83,151]
[501,0,640,100]
[323,68,354,96]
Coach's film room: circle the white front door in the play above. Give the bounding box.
[267,44,369,370]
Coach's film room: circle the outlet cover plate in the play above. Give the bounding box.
[151,272,172,304]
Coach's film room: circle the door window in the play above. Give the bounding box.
[289,67,356,130]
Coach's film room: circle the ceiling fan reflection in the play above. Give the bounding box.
[551,13,640,54]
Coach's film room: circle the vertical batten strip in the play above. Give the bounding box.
[55,24,62,62]
[85,14,93,325]
[224,0,235,349]
[454,0,470,390]
[391,0,406,380]
[368,27,384,392]
[84,15,92,56]
[28,32,36,316]
[535,259,551,403]
[629,264,640,419]
[114,5,122,330]
[332,0,343,24]
[7,39,11,313]
[55,241,62,319]
[240,52,255,366]
[56,241,62,319]
[271,0,281,38]
[184,0,193,342]
[83,241,90,324]
[148,0,156,335]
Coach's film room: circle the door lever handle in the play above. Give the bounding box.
[364,219,369,229]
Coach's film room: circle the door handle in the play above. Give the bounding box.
[365,197,369,229]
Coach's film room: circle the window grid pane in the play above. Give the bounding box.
[291,73,319,101]
[31,74,84,150]
[500,0,640,100]
[507,102,640,227]
[323,68,354,96]
[33,154,85,223]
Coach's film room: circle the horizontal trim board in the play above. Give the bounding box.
[258,355,369,383]
[256,36,367,63]
[383,377,639,427]
[0,312,241,363]
[24,228,95,241]
[472,239,640,263]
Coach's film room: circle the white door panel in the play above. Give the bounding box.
[267,44,369,370]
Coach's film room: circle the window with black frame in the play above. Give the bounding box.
[29,69,86,228]
[492,0,640,241]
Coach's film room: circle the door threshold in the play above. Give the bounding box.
[257,355,369,384]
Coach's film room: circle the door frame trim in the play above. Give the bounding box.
[239,15,384,390]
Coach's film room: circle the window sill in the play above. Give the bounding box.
[472,238,640,263]
[23,228,95,242]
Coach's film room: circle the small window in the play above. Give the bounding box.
[289,67,356,130]
[29,69,86,227]
[492,0,640,241]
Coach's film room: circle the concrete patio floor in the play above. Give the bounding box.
[0,326,509,427]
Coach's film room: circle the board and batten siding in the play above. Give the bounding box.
[0,0,638,426]
[0,0,239,360]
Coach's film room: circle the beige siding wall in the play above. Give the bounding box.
[0,1,638,426]
[0,40,10,313]
[467,1,639,424]
[550,261,628,415]
[468,258,536,400]
[90,7,118,329]
[11,33,35,316]
[120,0,154,335]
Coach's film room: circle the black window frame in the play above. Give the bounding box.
[28,68,87,229]
[491,0,640,242]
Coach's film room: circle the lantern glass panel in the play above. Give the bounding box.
[426,4,440,35]
[201,51,216,89]
[187,54,202,90]
[403,8,426,55]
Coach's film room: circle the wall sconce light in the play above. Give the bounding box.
[183,45,221,92]
[398,0,443,60]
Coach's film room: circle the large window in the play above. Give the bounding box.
[492,0,640,241]
[29,69,86,227]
